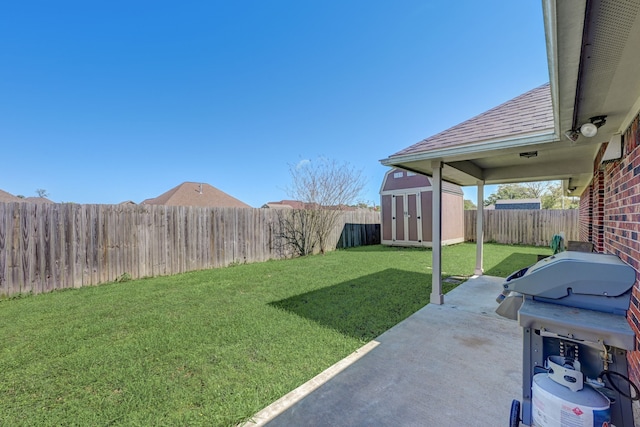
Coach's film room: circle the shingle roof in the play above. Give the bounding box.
[23,197,54,204]
[263,200,307,209]
[262,203,293,209]
[262,200,357,210]
[495,198,541,205]
[0,189,22,203]
[141,182,251,208]
[0,190,56,204]
[391,83,554,157]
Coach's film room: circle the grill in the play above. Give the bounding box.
[497,251,637,426]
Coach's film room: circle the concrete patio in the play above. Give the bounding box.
[244,275,525,426]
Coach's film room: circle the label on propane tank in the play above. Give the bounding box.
[532,374,610,427]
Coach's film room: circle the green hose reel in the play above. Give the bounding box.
[550,234,564,254]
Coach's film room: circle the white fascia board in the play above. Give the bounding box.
[378,167,393,195]
[380,186,431,196]
[543,0,562,139]
[380,131,558,166]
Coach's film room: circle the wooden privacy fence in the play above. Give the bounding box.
[464,209,579,246]
[0,202,380,297]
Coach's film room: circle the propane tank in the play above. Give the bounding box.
[532,355,610,427]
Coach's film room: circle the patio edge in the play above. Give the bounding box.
[241,340,380,426]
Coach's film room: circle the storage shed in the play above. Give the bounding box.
[379,168,464,247]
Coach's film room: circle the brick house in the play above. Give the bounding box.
[381,1,640,385]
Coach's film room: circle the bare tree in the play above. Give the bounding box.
[523,181,550,198]
[274,208,320,257]
[279,158,366,255]
[35,189,49,198]
[485,181,550,206]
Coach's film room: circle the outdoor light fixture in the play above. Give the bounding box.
[564,130,580,142]
[564,115,607,141]
[580,122,599,137]
[580,115,607,137]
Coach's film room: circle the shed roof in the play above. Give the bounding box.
[141,182,251,208]
[380,168,463,196]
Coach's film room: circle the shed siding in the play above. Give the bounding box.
[443,191,464,241]
[421,191,432,242]
[382,170,431,191]
[380,168,464,247]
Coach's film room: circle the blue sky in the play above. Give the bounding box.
[1,1,547,207]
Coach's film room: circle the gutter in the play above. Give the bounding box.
[571,0,594,132]
[380,130,558,166]
[542,0,562,140]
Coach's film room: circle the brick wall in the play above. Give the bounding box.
[581,115,640,383]
[592,170,606,253]
[579,183,592,242]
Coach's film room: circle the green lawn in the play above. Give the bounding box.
[0,243,549,426]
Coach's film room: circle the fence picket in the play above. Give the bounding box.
[0,201,405,297]
[464,209,579,246]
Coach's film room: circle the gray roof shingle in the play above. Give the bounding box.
[391,83,553,157]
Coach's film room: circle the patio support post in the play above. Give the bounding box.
[430,161,444,305]
[475,180,484,275]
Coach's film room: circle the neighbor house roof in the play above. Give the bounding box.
[262,200,357,211]
[0,189,23,203]
[495,198,541,205]
[495,198,541,210]
[141,182,251,208]
[261,203,293,209]
[23,197,54,204]
[263,200,307,209]
[391,83,554,158]
[0,190,55,204]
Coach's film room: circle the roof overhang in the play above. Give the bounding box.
[381,130,558,186]
[381,0,640,197]
[549,0,640,194]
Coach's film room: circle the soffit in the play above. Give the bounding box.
[381,0,640,197]
[558,0,640,142]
